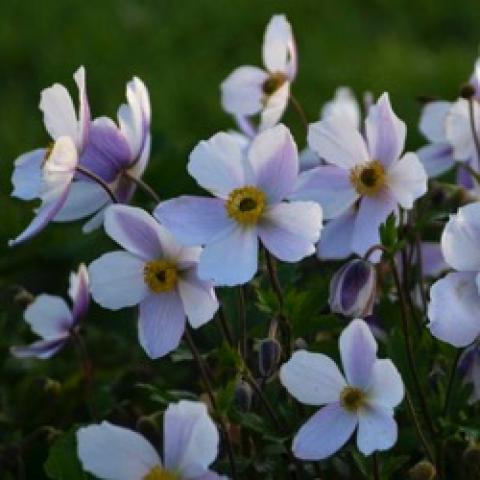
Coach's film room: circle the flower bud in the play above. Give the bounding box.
[234,380,253,412]
[258,338,282,377]
[460,83,477,99]
[294,337,308,350]
[409,460,436,480]
[463,444,480,479]
[329,259,377,318]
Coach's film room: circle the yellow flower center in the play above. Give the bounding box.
[143,465,179,480]
[144,260,178,293]
[340,386,366,412]
[262,72,287,96]
[226,186,266,225]
[349,160,386,197]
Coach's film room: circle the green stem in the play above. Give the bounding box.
[76,165,118,203]
[442,349,462,417]
[123,170,160,203]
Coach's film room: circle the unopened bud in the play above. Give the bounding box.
[460,83,477,100]
[294,338,308,350]
[329,259,377,318]
[234,380,253,412]
[43,378,62,395]
[258,338,282,377]
[409,460,436,480]
[136,415,158,437]
[463,444,480,479]
[14,288,34,306]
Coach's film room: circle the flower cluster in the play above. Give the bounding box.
[7,12,480,480]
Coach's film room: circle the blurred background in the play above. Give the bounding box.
[1,0,480,477]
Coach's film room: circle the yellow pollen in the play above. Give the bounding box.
[226,186,266,225]
[262,72,287,97]
[349,160,386,196]
[340,386,366,412]
[143,465,179,480]
[144,260,178,293]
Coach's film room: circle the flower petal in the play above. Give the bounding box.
[366,359,404,409]
[89,251,148,310]
[69,264,90,322]
[11,148,45,200]
[154,196,233,247]
[10,336,69,360]
[198,225,258,286]
[24,294,73,339]
[248,124,298,202]
[77,421,161,480]
[321,87,361,129]
[441,203,480,271]
[365,93,406,167]
[419,101,451,143]
[416,143,455,178]
[308,116,369,170]
[428,271,480,347]
[317,209,355,260]
[138,292,185,359]
[387,152,427,209]
[221,66,268,117]
[164,400,219,477]
[357,405,398,455]
[73,66,90,149]
[260,82,290,130]
[177,268,219,329]
[258,201,322,262]
[351,191,397,259]
[339,319,378,388]
[292,402,357,460]
[104,205,163,260]
[280,350,346,406]
[290,165,358,219]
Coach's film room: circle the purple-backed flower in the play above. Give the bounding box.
[428,202,480,347]
[88,205,218,359]
[10,264,89,359]
[77,400,226,480]
[458,342,480,404]
[221,15,297,130]
[10,67,90,246]
[155,124,323,286]
[280,319,404,460]
[291,93,427,262]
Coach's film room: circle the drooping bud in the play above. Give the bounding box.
[234,380,253,412]
[463,444,480,480]
[258,338,282,377]
[294,338,308,350]
[460,83,477,100]
[409,460,436,480]
[329,259,377,318]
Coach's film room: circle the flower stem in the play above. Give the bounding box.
[75,165,118,204]
[373,452,380,480]
[123,170,160,203]
[183,328,238,479]
[442,349,462,417]
[237,286,247,358]
[289,94,309,133]
[216,304,235,347]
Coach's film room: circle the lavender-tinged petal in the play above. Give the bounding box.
[457,158,476,189]
[69,264,90,323]
[258,201,322,262]
[428,272,480,347]
[248,124,298,202]
[138,292,185,359]
[317,209,356,260]
[164,401,219,477]
[10,336,69,360]
[198,225,258,287]
[280,350,346,406]
[11,148,46,200]
[154,196,233,247]
[127,132,151,181]
[419,101,451,143]
[292,403,357,460]
[104,205,163,260]
[235,115,257,139]
[366,359,404,409]
[82,207,107,233]
[321,87,361,129]
[260,82,290,130]
[351,191,397,260]
[420,242,448,278]
[357,405,398,455]
[73,66,91,150]
[417,143,455,178]
[299,147,322,172]
[339,319,378,389]
[262,15,295,77]
[77,422,161,480]
[365,93,406,168]
[221,66,268,117]
[194,471,227,480]
[290,165,358,219]
[308,116,369,170]
[177,268,218,329]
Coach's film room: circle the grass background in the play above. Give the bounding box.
[1,1,480,477]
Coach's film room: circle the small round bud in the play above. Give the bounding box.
[463,444,480,479]
[329,259,377,318]
[294,338,308,350]
[43,378,62,395]
[409,460,436,480]
[460,83,477,99]
[258,338,282,377]
[14,288,34,306]
[234,380,253,412]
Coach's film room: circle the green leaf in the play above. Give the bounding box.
[380,212,398,251]
[44,428,94,480]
